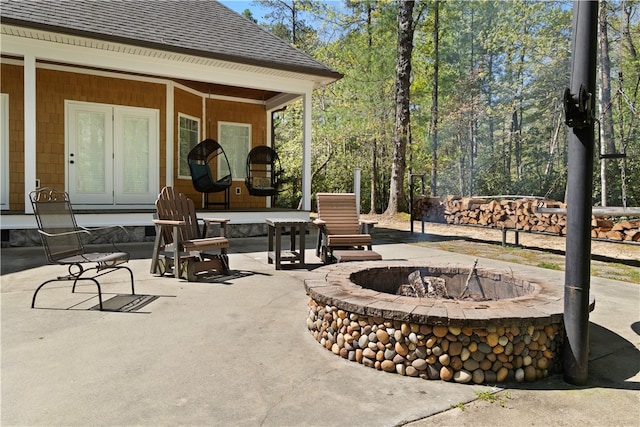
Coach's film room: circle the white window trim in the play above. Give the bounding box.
[218,121,251,181]
[177,113,201,180]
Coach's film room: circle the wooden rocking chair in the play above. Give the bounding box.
[29,188,135,310]
[314,192,381,264]
[150,187,230,281]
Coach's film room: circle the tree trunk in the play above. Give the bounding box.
[622,2,639,75]
[599,0,616,206]
[468,6,476,197]
[544,112,563,179]
[514,26,527,182]
[430,0,440,197]
[618,2,636,207]
[516,106,523,180]
[290,1,297,45]
[509,109,518,188]
[366,3,378,215]
[469,119,477,196]
[458,122,465,194]
[370,136,377,214]
[385,0,415,215]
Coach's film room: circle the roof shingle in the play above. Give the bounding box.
[0,0,342,79]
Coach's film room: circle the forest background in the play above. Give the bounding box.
[233,0,639,215]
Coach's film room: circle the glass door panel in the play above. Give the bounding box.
[114,107,158,204]
[67,102,113,204]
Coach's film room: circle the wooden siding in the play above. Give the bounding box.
[206,98,268,209]
[1,63,25,210]
[173,87,204,201]
[35,68,167,198]
[2,63,271,211]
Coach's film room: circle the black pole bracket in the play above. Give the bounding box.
[563,84,593,129]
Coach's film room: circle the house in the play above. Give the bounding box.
[0,0,342,243]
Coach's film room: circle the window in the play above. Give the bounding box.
[0,94,8,209]
[178,113,200,179]
[218,122,250,181]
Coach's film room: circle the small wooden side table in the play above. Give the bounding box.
[266,218,310,270]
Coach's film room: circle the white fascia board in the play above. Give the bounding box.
[1,32,317,95]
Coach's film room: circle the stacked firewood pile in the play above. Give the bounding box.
[591,217,640,241]
[413,195,640,243]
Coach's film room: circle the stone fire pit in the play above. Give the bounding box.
[304,261,595,384]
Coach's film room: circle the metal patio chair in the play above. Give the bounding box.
[150,187,230,281]
[29,188,135,310]
[188,138,232,209]
[245,145,283,197]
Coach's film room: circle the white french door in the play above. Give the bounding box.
[113,106,158,204]
[67,102,113,204]
[66,101,158,205]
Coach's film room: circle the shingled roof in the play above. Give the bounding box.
[0,0,342,80]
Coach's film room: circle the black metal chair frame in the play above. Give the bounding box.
[245,145,282,197]
[29,188,135,310]
[188,138,232,209]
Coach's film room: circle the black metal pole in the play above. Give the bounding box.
[410,174,415,234]
[563,0,598,386]
[409,174,425,235]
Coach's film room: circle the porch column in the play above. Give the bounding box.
[24,54,36,214]
[265,111,273,208]
[302,91,312,211]
[165,82,174,188]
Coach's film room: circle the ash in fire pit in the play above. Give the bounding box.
[397,271,450,299]
[396,260,491,301]
[349,262,537,302]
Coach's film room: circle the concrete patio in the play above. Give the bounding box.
[1,227,638,426]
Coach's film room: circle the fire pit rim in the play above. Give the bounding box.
[304,260,577,328]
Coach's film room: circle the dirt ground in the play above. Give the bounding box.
[360,213,640,284]
[364,213,640,261]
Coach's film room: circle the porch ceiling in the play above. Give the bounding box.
[174,79,279,103]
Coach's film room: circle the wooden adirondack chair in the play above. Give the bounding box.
[314,192,380,264]
[150,187,230,281]
[29,188,135,310]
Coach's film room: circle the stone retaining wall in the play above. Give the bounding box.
[2,223,268,247]
[306,300,563,384]
[303,261,596,384]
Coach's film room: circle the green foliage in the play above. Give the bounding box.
[250,0,638,212]
[475,391,511,407]
[537,261,563,271]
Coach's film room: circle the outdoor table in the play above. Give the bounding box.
[266,218,310,270]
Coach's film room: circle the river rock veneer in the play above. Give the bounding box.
[304,261,595,384]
